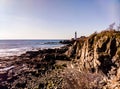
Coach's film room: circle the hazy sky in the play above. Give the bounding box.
[0,0,119,39]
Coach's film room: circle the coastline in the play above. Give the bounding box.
[0,43,66,69]
[1,30,120,88]
[0,40,65,57]
[0,41,70,88]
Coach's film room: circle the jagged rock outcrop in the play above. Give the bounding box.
[66,30,120,88]
[1,30,120,89]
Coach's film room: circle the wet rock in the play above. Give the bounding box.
[59,39,75,45]
[0,85,8,89]
[15,82,26,88]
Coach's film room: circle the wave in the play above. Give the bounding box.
[44,42,59,45]
[0,45,64,57]
[0,47,31,57]
[0,40,64,57]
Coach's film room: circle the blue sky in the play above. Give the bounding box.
[0,0,119,39]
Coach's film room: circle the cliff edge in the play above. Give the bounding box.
[1,29,120,89]
[65,30,120,88]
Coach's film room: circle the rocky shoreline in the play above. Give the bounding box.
[0,44,70,89]
[1,30,120,89]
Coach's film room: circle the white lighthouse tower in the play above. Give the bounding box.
[75,31,77,39]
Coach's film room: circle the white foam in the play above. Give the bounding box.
[0,47,30,57]
[0,44,64,57]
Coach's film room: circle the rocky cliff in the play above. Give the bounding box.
[65,30,120,88]
[1,30,120,89]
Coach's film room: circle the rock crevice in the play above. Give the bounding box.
[66,30,120,88]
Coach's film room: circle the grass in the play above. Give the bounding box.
[117,48,120,56]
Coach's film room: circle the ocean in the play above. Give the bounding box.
[0,40,64,57]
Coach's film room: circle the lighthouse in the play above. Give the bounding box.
[75,31,77,39]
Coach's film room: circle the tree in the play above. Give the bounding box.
[108,22,115,30]
[117,24,120,31]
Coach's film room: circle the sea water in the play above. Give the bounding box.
[0,40,64,57]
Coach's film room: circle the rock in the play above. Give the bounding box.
[65,30,120,88]
[15,82,26,88]
[59,39,75,44]
[0,85,8,89]
[1,29,120,89]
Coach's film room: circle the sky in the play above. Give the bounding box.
[0,0,119,39]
